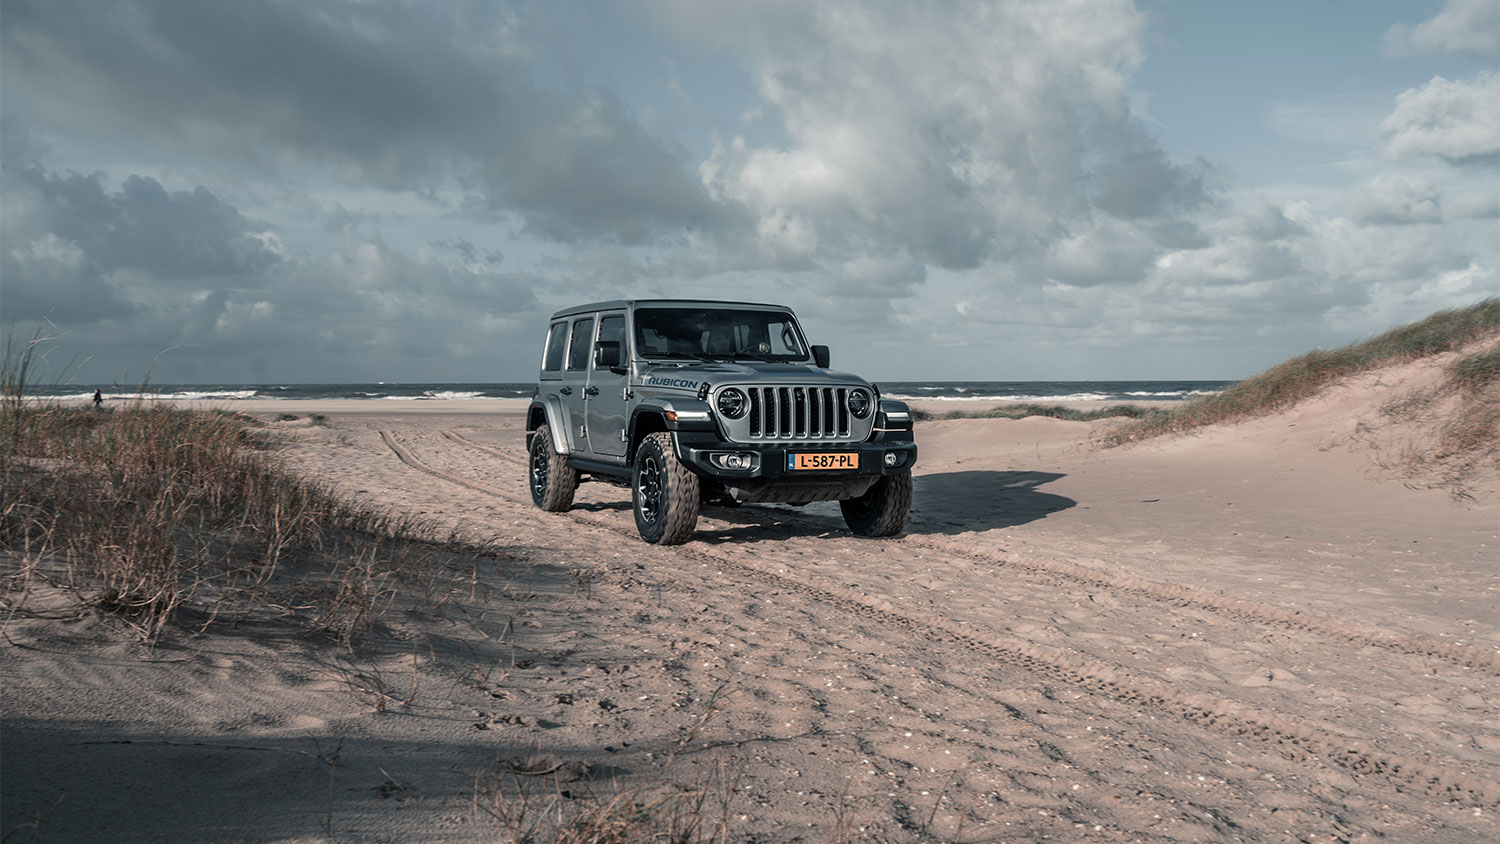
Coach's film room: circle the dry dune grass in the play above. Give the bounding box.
[1102,298,1500,447]
[0,399,447,643]
[1442,346,1500,462]
[1355,341,1500,500]
[0,329,466,643]
[1100,299,1500,500]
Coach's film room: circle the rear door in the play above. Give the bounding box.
[585,311,629,459]
[560,315,594,453]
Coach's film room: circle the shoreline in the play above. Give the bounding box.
[905,397,1184,415]
[45,395,1185,418]
[44,396,536,416]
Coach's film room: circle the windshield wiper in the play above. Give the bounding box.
[730,352,777,363]
[649,351,716,362]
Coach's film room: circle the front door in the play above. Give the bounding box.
[585,311,629,459]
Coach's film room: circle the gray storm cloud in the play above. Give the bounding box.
[0,0,733,246]
[2,122,278,323]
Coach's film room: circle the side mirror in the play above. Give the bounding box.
[812,345,830,368]
[594,341,622,369]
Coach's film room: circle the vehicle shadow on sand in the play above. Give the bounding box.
[695,470,1075,543]
[908,470,1075,535]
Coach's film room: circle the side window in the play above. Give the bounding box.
[542,322,568,372]
[595,314,626,369]
[566,317,594,371]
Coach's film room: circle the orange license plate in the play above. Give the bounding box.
[789,452,858,471]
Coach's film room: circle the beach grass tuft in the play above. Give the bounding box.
[1420,346,1500,495]
[474,756,736,844]
[0,351,466,643]
[1448,345,1500,395]
[1101,298,1500,446]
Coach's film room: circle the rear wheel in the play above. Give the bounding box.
[529,424,577,511]
[840,470,912,536]
[633,432,700,544]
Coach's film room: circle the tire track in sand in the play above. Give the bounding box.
[443,429,1499,675]
[382,429,1498,809]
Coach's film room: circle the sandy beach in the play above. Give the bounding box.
[4,351,1497,842]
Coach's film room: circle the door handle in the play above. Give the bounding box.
[559,386,573,396]
[584,386,600,397]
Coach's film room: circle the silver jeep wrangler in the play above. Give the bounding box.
[525,299,917,544]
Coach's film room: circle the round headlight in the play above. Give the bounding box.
[716,388,747,419]
[847,389,871,418]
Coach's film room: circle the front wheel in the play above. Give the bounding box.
[632,432,700,545]
[840,471,912,537]
[529,424,578,511]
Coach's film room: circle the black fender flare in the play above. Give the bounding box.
[628,397,716,462]
[526,397,571,455]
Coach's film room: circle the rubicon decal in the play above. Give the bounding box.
[644,377,701,390]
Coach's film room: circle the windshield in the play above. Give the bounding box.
[634,307,809,362]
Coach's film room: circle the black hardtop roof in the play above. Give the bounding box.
[549,299,794,320]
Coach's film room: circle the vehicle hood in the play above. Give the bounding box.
[635,361,869,391]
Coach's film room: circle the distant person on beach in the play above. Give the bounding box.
[92,389,103,408]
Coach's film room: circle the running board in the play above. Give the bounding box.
[565,455,632,480]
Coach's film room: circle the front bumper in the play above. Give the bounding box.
[672,433,918,503]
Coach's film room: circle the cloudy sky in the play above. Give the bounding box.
[2,0,1496,384]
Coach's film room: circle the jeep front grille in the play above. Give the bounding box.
[720,385,872,443]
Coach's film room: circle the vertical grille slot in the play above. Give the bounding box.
[762,387,773,437]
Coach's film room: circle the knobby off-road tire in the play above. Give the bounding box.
[840,470,912,537]
[633,432,700,545]
[529,424,578,511]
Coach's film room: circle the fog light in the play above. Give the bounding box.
[710,452,757,471]
[883,451,906,467]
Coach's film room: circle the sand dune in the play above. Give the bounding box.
[3,353,1496,842]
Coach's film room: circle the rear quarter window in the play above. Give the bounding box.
[567,318,595,371]
[542,322,568,372]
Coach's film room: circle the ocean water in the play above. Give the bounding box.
[33,380,1232,403]
[880,380,1229,402]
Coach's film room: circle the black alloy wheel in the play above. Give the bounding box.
[529,424,578,511]
[632,432,700,544]
[840,470,912,536]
